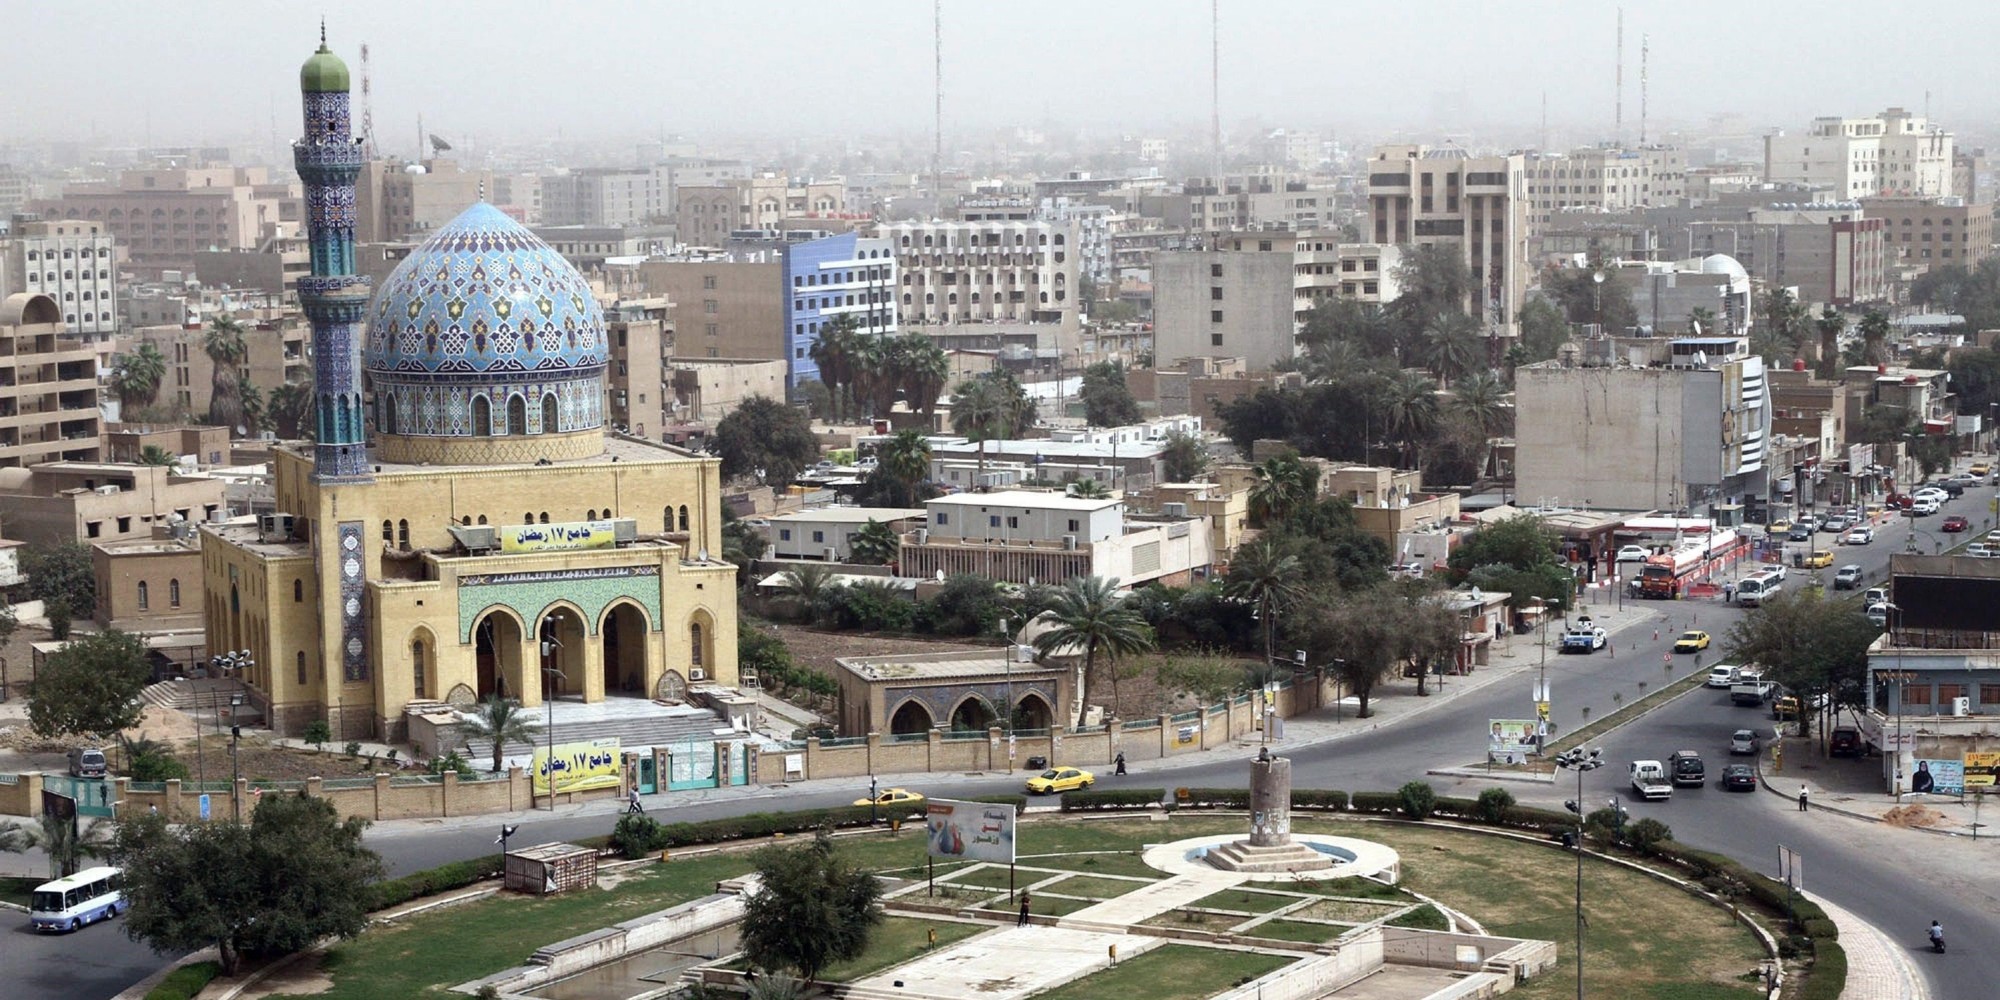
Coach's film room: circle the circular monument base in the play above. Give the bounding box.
[1143,834,1401,884]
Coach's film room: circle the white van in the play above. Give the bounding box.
[1736,571,1783,607]
[1706,664,1743,688]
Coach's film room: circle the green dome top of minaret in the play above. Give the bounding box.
[299,24,349,93]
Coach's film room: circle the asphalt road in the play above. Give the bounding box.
[0,915,174,1000]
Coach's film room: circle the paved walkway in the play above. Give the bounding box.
[1055,870,1242,932]
[1808,891,1929,1000]
[1763,739,1996,839]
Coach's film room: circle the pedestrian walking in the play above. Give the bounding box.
[1114,752,1127,776]
[1798,785,1809,812]
[1018,890,1032,926]
[627,788,645,814]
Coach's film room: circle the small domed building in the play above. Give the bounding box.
[201,35,738,741]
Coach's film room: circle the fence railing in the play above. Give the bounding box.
[818,735,869,749]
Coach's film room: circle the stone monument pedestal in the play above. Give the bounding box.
[1204,754,1332,874]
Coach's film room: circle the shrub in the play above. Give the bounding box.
[1181,788,1250,808]
[1396,780,1437,820]
[1474,787,1516,824]
[303,719,331,750]
[1622,817,1672,854]
[1293,789,1349,811]
[612,813,669,859]
[344,740,363,758]
[130,750,189,782]
[1059,788,1165,812]
[1800,916,1839,941]
[1348,791,1400,814]
[145,961,221,1000]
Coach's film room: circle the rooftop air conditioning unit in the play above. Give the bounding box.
[689,668,707,682]
[914,528,929,545]
[1952,696,1971,717]
[612,518,638,543]
[1062,534,1078,550]
[1009,644,1037,663]
[95,484,120,495]
[824,546,838,561]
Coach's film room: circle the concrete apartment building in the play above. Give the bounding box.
[192,233,311,296]
[1861,196,1993,267]
[540,167,667,226]
[783,232,899,390]
[631,252,784,361]
[0,460,226,547]
[1952,149,1988,205]
[103,424,232,468]
[1763,108,1956,200]
[667,357,789,423]
[605,296,672,438]
[128,311,309,418]
[1128,356,1303,421]
[40,166,298,273]
[353,159,492,243]
[1606,255,1754,336]
[1152,237,1298,371]
[1858,554,2000,790]
[532,223,676,269]
[898,489,1213,588]
[1524,146,1687,231]
[0,218,119,338]
[0,293,101,467]
[1133,172,1332,232]
[676,175,846,246]
[1366,145,1530,334]
[1515,337,1773,513]
[878,219,1082,327]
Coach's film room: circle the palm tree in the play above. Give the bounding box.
[848,519,900,565]
[875,428,932,506]
[1380,371,1439,467]
[1858,309,1892,366]
[268,380,315,439]
[1067,478,1111,499]
[139,445,176,467]
[1450,370,1508,438]
[779,563,840,611]
[1030,576,1156,720]
[807,315,862,422]
[1421,311,1482,387]
[1687,306,1717,335]
[6,813,114,879]
[239,382,267,436]
[1160,429,1210,482]
[1248,455,1311,526]
[1815,306,1845,380]
[896,334,950,423]
[110,342,167,411]
[458,695,543,776]
[1224,539,1305,667]
[949,376,1013,488]
[847,334,889,420]
[203,315,250,432]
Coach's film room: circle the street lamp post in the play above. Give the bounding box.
[1555,747,1606,1000]
[229,692,244,822]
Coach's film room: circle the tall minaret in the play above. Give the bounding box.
[294,25,372,483]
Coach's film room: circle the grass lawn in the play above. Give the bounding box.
[982,893,1100,917]
[1245,918,1346,945]
[0,876,40,908]
[1033,943,1294,1000]
[1186,887,1307,914]
[1019,851,1162,878]
[266,855,754,1000]
[1048,874,1151,899]
[935,864,1017,890]
[1294,897,1408,923]
[818,916,985,982]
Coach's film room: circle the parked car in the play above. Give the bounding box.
[1867,603,1891,627]
[1729,729,1760,755]
[1930,479,1966,497]
[854,787,926,810]
[1829,727,1863,757]
[1721,764,1759,791]
[1026,767,1094,795]
[1843,527,1874,545]
[1616,544,1651,562]
[1819,515,1851,534]
[1707,664,1744,688]
[1968,543,1998,559]
[1668,750,1706,787]
[1908,499,1940,517]
[1673,630,1711,653]
[1863,586,1888,605]
[1942,515,1970,532]
[1833,565,1863,589]
[1786,525,1814,542]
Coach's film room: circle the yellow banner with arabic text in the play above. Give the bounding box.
[532,737,623,795]
[501,521,616,553]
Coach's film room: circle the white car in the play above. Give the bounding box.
[1909,499,1941,516]
[1843,527,1873,545]
[1616,544,1650,563]
[1867,603,1891,626]
[1968,542,1998,559]
[1913,488,1948,503]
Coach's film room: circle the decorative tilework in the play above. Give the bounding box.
[295,53,373,485]
[454,564,664,644]
[885,682,1057,726]
[336,522,369,681]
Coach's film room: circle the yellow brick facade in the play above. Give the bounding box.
[204,441,739,739]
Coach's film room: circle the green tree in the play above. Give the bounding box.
[1214,387,1296,452]
[267,379,315,439]
[857,428,932,508]
[847,519,900,565]
[303,718,332,752]
[110,342,167,410]
[778,563,840,614]
[25,541,95,639]
[1155,648,1248,706]
[738,827,883,983]
[806,315,863,422]
[457,695,541,775]
[949,375,1015,486]
[714,396,820,488]
[891,333,950,422]
[1814,307,1846,380]
[1450,371,1508,439]
[1300,297,1395,359]
[1541,256,1637,335]
[1446,515,1575,612]
[1516,298,1569,365]
[239,382,267,436]
[1287,585,1398,718]
[1380,370,1440,466]
[1031,576,1156,717]
[1421,311,1483,387]
[1858,309,1892,366]
[203,315,250,431]
[28,629,150,739]
[1224,539,1304,668]
[1260,497,1391,593]
[1391,244,1472,328]
[1160,428,1210,482]
[1947,347,2000,416]
[110,792,382,975]
[139,444,176,466]
[1079,361,1141,426]
[922,574,1005,636]
[4,812,114,879]
[1067,478,1111,499]
[1247,454,1317,526]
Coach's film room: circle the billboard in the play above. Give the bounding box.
[532,737,623,795]
[924,798,1017,864]
[1911,758,1965,796]
[1488,719,1537,756]
[501,520,617,553]
[1964,752,2000,789]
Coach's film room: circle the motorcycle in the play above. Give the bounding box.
[1929,926,1945,954]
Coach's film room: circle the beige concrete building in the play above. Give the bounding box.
[606,296,672,438]
[0,218,119,338]
[668,357,789,423]
[353,158,492,243]
[127,311,309,420]
[763,506,925,562]
[0,460,225,547]
[0,293,101,467]
[192,234,311,296]
[1525,146,1687,230]
[103,424,232,468]
[899,489,1212,587]
[93,533,203,632]
[1152,238,1299,371]
[1366,145,1530,334]
[878,219,1081,327]
[40,167,298,273]
[1862,196,1993,268]
[674,175,845,246]
[1764,108,1956,200]
[632,255,784,361]
[834,646,1069,736]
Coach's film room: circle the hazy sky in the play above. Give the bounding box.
[5,0,1996,149]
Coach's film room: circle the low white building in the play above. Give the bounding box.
[902,490,1212,587]
[762,506,926,561]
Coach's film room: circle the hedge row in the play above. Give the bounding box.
[144,961,220,1000]
[365,853,510,911]
[1059,787,1166,811]
[1174,788,1351,811]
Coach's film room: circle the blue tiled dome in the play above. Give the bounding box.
[365,202,606,378]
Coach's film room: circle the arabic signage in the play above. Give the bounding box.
[924,797,1017,864]
[1964,751,2000,789]
[532,737,623,795]
[1488,719,1538,759]
[1912,758,1965,796]
[460,565,658,588]
[500,520,617,554]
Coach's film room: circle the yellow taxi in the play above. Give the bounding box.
[1025,767,1095,795]
[854,788,926,810]
[1673,630,1712,653]
[1971,463,1991,478]
[1766,519,1792,534]
[1802,551,1834,569]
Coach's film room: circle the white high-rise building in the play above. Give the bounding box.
[1525,146,1687,230]
[878,219,1080,327]
[1763,108,1955,200]
[1366,145,1530,334]
[1,219,118,339]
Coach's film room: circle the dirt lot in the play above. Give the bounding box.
[171,735,401,784]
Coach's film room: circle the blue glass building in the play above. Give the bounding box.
[780,232,897,392]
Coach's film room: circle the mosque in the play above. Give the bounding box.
[203,34,738,739]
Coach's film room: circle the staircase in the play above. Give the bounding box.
[461,704,736,762]
[141,677,247,720]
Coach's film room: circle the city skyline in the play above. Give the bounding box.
[3,0,1997,153]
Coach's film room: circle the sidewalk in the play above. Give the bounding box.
[1807,891,1930,1000]
[1763,738,1996,840]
